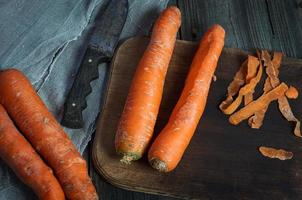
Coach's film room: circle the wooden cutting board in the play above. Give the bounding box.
[92,37,302,199]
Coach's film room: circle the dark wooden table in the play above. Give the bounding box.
[86,0,302,199]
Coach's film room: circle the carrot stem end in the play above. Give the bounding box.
[149,158,168,172]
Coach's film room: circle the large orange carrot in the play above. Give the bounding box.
[148,25,225,172]
[115,6,181,163]
[0,69,98,200]
[0,105,65,200]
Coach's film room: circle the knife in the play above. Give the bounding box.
[61,0,128,129]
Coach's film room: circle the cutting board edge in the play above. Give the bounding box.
[91,148,203,200]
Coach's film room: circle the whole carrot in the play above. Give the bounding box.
[0,105,65,200]
[0,69,98,200]
[115,6,181,164]
[148,25,225,172]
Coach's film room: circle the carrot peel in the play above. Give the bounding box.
[286,86,299,99]
[244,56,260,105]
[219,60,247,111]
[220,56,261,115]
[259,146,293,160]
[278,96,301,137]
[229,83,288,125]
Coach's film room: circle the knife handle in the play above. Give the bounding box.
[61,47,108,129]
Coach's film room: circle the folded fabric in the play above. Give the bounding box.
[0,0,168,198]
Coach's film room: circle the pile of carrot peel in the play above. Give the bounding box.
[220,50,300,160]
[220,50,300,136]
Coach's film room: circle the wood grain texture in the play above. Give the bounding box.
[92,36,302,199]
[88,1,302,199]
[179,0,302,58]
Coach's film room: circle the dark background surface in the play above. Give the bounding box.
[85,0,302,199]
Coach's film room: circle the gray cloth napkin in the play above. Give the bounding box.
[0,0,168,199]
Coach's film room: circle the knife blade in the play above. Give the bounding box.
[61,0,128,129]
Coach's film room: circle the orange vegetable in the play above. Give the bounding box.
[115,6,181,164]
[148,24,225,172]
[0,69,98,200]
[286,86,299,99]
[0,105,65,200]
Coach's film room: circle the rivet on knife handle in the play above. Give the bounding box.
[61,0,128,129]
[61,47,108,129]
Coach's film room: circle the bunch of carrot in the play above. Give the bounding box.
[0,69,98,199]
[115,6,225,172]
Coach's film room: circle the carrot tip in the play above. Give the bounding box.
[149,158,168,172]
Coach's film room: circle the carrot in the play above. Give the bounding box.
[0,69,98,200]
[115,6,181,164]
[0,104,65,200]
[148,24,225,172]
